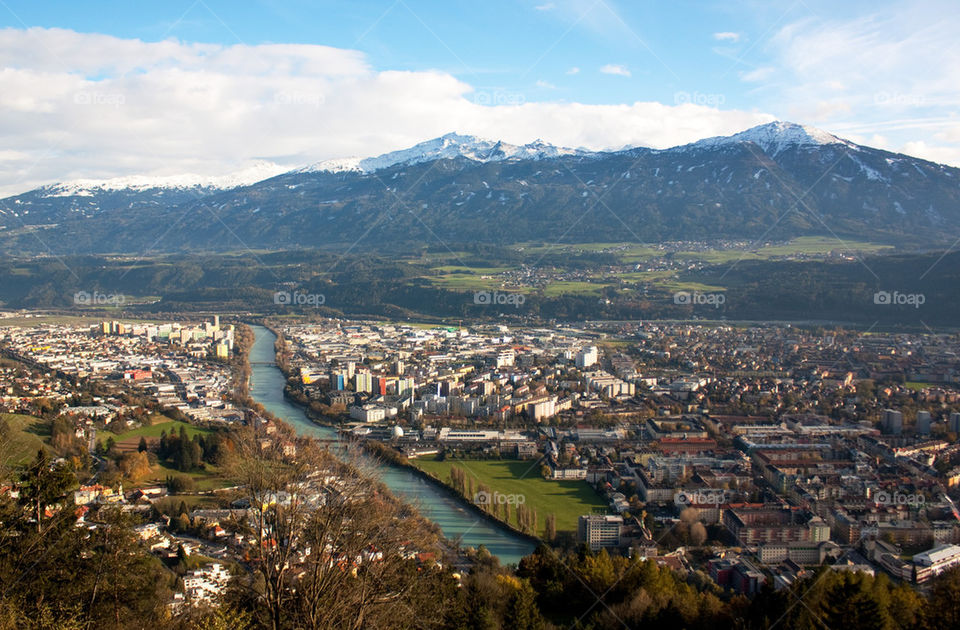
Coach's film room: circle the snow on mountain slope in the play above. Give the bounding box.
[688,121,852,157]
[299,122,852,176]
[39,160,288,197]
[7,121,892,201]
[299,133,594,174]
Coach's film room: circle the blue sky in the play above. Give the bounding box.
[0,0,844,108]
[0,0,956,192]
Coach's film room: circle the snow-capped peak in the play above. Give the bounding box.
[690,121,850,156]
[38,160,288,197]
[298,133,592,174]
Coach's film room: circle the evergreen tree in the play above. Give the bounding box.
[506,582,546,630]
[178,436,193,471]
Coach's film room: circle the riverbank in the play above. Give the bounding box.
[261,319,352,431]
[245,324,537,563]
[363,442,543,546]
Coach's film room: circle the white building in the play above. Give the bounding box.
[182,563,231,603]
[575,346,599,369]
[914,544,960,583]
[349,404,387,423]
[578,515,622,551]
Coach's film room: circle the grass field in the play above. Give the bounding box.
[0,314,166,328]
[138,460,231,491]
[543,281,609,297]
[102,415,225,489]
[1,412,49,467]
[426,274,505,291]
[412,458,608,537]
[99,415,214,443]
[673,237,893,264]
[661,280,727,293]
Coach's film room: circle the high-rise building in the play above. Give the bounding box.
[329,371,346,391]
[883,409,903,435]
[950,412,960,434]
[578,515,622,551]
[354,371,373,393]
[397,377,415,397]
[576,346,598,369]
[917,411,932,435]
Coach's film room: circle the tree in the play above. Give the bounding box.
[178,436,194,471]
[118,451,152,482]
[166,474,196,493]
[506,581,546,630]
[0,496,171,628]
[690,522,707,546]
[224,427,450,630]
[544,514,557,543]
[17,449,74,533]
[923,568,960,629]
[138,436,148,453]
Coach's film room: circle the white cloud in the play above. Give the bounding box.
[566,66,580,75]
[713,32,740,42]
[534,2,556,10]
[740,66,775,82]
[899,141,960,166]
[535,80,556,89]
[0,28,775,195]
[599,64,631,77]
[746,4,960,166]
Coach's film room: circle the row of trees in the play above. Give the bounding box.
[158,427,229,472]
[446,465,547,536]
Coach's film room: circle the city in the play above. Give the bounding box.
[3,312,960,626]
[2,1,959,628]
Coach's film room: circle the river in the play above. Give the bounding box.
[246,324,535,565]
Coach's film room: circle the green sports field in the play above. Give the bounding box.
[412,458,609,537]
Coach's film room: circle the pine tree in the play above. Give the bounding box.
[506,582,546,630]
[178,437,192,471]
[545,514,557,542]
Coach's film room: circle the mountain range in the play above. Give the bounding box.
[1,121,958,254]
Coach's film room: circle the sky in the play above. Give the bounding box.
[0,0,957,194]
